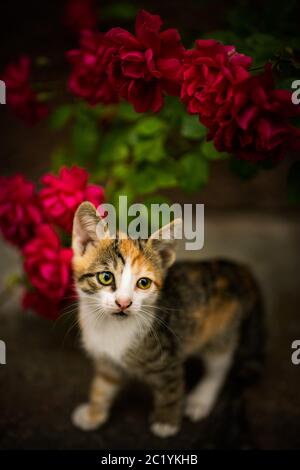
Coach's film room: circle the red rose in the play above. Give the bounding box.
[22,289,62,320]
[64,0,97,33]
[2,56,48,125]
[23,225,73,304]
[105,9,185,112]
[40,166,104,232]
[0,174,43,247]
[181,39,252,127]
[67,30,119,105]
[209,66,300,162]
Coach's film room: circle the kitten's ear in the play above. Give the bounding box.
[148,218,182,269]
[72,201,109,256]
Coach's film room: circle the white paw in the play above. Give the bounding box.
[151,422,179,438]
[185,394,213,422]
[71,403,107,431]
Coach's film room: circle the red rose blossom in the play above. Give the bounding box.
[23,225,73,304]
[64,0,97,34]
[1,56,48,125]
[0,174,43,247]
[40,166,104,232]
[67,30,119,105]
[105,9,185,112]
[181,39,252,128]
[207,66,300,162]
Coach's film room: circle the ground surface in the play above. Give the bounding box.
[1,212,300,450]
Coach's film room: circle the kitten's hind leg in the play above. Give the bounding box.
[185,341,236,421]
[72,367,121,431]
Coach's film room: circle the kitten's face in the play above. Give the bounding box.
[73,237,163,319]
[72,202,181,323]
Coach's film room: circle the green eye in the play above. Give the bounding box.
[137,277,152,290]
[97,271,114,286]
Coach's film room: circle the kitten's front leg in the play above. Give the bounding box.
[148,366,184,438]
[72,365,121,431]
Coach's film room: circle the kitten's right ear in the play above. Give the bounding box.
[72,202,109,256]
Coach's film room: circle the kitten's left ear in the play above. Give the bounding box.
[148,218,182,269]
[72,201,109,256]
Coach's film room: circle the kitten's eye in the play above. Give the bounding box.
[97,271,114,286]
[137,277,152,290]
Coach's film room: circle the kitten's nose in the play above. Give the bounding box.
[115,298,132,311]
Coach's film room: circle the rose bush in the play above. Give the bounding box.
[0,166,104,318]
[204,66,300,162]
[1,6,300,319]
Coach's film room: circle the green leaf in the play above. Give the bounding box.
[287,161,300,203]
[230,157,258,179]
[112,163,130,181]
[133,137,166,163]
[98,130,129,164]
[201,140,228,160]
[72,120,99,161]
[49,105,72,129]
[118,102,140,122]
[178,153,209,192]
[181,115,207,140]
[134,117,166,137]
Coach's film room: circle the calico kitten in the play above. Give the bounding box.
[71,201,262,438]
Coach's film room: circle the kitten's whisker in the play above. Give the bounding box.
[139,307,181,343]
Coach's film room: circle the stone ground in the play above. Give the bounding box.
[0,212,300,450]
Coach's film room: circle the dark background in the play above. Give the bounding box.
[0,0,300,450]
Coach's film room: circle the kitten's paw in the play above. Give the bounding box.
[185,394,213,421]
[71,403,108,431]
[150,422,179,438]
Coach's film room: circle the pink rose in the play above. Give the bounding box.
[40,166,105,233]
[105,9,185,112]
[23,225,73,303]
[0,174,43,247]
[181,39,252,128]
[209,66,300,162]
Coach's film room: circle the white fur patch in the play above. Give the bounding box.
[185,347,235,421]
[71,403,107,431]
[79,302,141,364]
[151,422,179,438]
[118,258,134,300]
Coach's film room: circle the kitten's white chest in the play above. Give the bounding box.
[79,307,139,364]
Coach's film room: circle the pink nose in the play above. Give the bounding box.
[115,298,132,311]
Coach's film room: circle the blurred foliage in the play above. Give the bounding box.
[50,97,220,207]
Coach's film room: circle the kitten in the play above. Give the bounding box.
[71,202,262,438]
